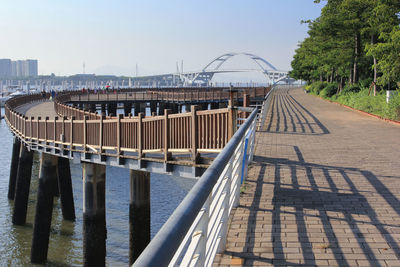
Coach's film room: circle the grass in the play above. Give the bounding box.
[306,83,400,121]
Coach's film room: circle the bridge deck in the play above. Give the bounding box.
[214,88,400,266]
[15,100,58,117]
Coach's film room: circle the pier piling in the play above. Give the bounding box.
[129,169,150,264]
[31,153,58,264]
[8,137,21,200]
[124,103,132,116]
[57,157,75,221]
[82,162,106,267]
[12,145,34,225]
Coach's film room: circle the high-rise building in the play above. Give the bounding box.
[0,59,12,77]
[1,59,38,77]
[26,59,38,76]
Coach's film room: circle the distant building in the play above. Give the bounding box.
[0,59,12,77]
[0,58,38,77]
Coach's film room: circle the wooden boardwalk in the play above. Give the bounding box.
[214,88,400,266]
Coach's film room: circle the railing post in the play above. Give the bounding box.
[192,196,210,266]
[138,113,143,159]
[37,117,41,144]
[228,100,237,139]
[83,116,88,153]
[117,114,122,157]
[218,157,233,253]
[191,105,198,163]
[54,117,58,147]
[99,115,104,154]
[163,109,171,161]
[30,117,33,141]
[70,116,75,150]
[45,117,48,145]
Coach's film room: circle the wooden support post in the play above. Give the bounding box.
[31,153,59,264]
[134,102,140,116]
[129,170,150,265]
[150,102,157,115]
[8,137,21,200]
[82,162,106,267]
[243,93,250,119]
[12,145,34,225]
[228,100,237,139]
[191,105,199,163]
[99,115,104,155]
[124,103,132,116]
[138,113,143,159]
[164,109,171,161]
[57,157,75,221]
[70,116,75,151]
[117,114,123,163]
[83,116,88,154]
[158,103,165,116]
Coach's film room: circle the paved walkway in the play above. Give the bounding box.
[15,100,58,117]
[214,88,400,266]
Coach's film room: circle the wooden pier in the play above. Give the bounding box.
[3,86,269,266]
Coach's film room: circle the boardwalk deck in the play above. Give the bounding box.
[214,88,400,266]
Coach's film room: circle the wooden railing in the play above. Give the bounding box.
[66,87,269,103]
[5,90,240,164]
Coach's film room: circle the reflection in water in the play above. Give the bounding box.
[0,111,196,266]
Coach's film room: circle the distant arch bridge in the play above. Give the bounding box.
[132,52,290,87]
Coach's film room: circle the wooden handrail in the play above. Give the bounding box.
[4,87,269,164]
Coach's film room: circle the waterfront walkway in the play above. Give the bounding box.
[214,88,400,266]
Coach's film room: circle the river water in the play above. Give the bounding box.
[0,107,196,266]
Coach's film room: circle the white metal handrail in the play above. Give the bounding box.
[133,107,259,267]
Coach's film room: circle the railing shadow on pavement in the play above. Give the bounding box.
[263,88,330,135]
[221,145,400,266]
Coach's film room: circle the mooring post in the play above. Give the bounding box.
[8,136,21,200]
[57,157,75,221]
[150,102,157,115]
[129,169,150,265]
[31,153,58,264]
[158,102,165,116]
[124,103,132,116]
[12,145,34,225]
[82,162,106,267]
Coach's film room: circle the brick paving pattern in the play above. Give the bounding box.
[214,88,400,267]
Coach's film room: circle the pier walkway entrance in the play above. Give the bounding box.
[214,88,400,266]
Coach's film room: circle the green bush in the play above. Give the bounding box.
[341,84,361,94]
[320,83,338,98]
[385,91,400,120]
[309,81,328,95]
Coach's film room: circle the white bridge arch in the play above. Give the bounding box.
[178,52,289,86]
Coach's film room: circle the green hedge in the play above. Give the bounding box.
[306,82,400,121]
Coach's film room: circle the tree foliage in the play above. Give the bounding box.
[290,0,400,90]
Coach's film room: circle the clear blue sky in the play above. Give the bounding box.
[0,0,324,77]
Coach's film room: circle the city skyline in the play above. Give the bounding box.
[0,1,324,78]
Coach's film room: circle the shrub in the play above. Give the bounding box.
[320,83,338,98]
[342,84,361,94]
[309,81,328,95]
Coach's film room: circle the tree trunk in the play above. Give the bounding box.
[371,34,377,96]
[353,32,361,84]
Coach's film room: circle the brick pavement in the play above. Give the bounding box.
[214,88,400,267]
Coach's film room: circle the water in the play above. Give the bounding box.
[0,107,196,266]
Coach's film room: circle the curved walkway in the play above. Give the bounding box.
[15,100,58,117]
[214,88,400,266]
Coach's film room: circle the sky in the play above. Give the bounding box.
[0,0,324,79]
